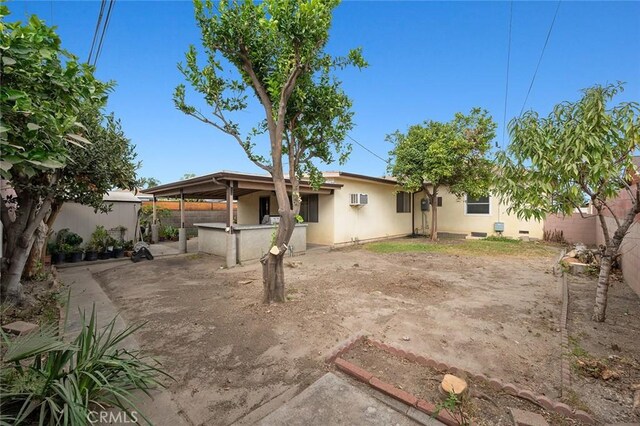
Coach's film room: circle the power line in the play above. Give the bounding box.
[519,0,562,116]
[346,134,388,164]
[88,0,106,64]
[500,0,513,149]
[93,0,115,67]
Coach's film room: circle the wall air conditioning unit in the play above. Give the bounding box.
[349,193,368,206]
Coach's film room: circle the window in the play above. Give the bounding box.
[299,194,319,222]
[466,195,490,215]
[396,192,411,213]
[437,197,442,207]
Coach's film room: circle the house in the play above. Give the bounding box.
[145,170,543,265]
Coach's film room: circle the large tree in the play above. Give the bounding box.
[1,7,110,303]
[495,83,640,322]
[387,108,497,240]
[174,0,365,302]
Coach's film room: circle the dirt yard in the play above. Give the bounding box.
[93,240,639,425]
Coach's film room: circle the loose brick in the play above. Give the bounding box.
[573,410,595,425]
[2,321,38,336]
[369,377,418,406]
[509,407,549,426]
[334,357,373,383]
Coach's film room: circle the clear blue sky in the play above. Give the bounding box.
[10,0,640,184]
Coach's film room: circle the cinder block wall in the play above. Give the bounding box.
[163,210,237,237]
[544,213,598,245]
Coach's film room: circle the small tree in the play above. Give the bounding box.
[1,7,110,303]
[174,0,365,302]
[138,177,161,189]
[387,108,497,240]
[495,83,640,322]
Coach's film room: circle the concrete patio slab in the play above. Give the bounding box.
[257,373,434,426]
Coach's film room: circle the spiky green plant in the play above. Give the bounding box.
[0,307,171,425]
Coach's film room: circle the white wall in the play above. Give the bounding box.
[412,189,544,239]
[331,177,412,245]
[53,201,140,244]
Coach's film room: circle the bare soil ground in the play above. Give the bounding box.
[566,272,640,424]
[93,240,639,425]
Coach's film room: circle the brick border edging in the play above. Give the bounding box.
[334,337,595,425]
[324,331,368,363]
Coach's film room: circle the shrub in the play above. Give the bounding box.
[484,235,520,243]
[0,307,171,425]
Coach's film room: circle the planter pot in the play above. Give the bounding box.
[113,248,125,258]
[124,250,133,257]
[84,251,98,261]
[98,251,111,260]
[66,252,83,263]
[51,253,65,264]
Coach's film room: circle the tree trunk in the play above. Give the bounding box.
[593,252,612,322]
[23,202,61,279]
[430,193,438,241]
[2,237,37,303]
[261,210,295,303]
[23,221,48,279]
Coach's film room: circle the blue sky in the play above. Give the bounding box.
[10,0,640,184]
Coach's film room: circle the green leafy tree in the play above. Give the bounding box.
[0,7,110,303]
[138,177,161,189]
[23,103,139,278]
[387,108,497,240]
[180,172,196,180]
[174,0,365,303]
[495,83,640,322]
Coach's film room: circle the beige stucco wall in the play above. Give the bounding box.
[411,189,544,239]
[330,177,412,245]
[54,201,140,244]
[596,216,640,297]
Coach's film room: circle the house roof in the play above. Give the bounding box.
[322,171,398,186]
[144,170,343,199]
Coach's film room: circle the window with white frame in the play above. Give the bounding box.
[465,195,490,214]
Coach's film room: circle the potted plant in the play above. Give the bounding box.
[164,225,179,241]
[112,240,125,258]
[88,226,110,260]
[84,242,99,261]
[48,240,64,265]
[105,236,117,258]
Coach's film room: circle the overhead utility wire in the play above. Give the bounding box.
[88,0,106,64]
[519,0,562,116]
[346,134,388,164]
[500,0,513,149]
[92,0,115,67]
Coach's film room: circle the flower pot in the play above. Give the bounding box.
[98,251,111,260]
[113,248,125,258]
[84,251,98,261]
[51,252,65,264]
[66,252,83,263]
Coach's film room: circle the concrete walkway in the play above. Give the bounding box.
[58,264,190,426]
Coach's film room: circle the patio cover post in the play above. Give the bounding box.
[151,196,159,243]
[179,189,187,253]
[225,181,236,267]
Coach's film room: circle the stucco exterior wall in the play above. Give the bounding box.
[596,216,640,297]
[411,189,544,239]
[330,178,412,245]
[53,201,140,243]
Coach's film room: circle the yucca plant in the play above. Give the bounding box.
[0,307,171,425]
